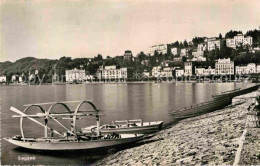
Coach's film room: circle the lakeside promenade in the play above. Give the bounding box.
[95,92,260,165]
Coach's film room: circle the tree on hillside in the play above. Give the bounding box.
[225,30,242,38]
[219,33,222,39]
[183,40,188,48]
[246,29,260,44]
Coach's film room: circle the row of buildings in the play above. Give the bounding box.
[1,58,260,83]
[149,33,254,62]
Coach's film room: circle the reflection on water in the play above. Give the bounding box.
[0,83,253,165]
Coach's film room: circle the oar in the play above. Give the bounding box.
[10,107,63,136]
[48,114,74,135]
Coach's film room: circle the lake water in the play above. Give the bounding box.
[0,82,254,165]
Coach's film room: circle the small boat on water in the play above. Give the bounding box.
[4,101,144,151]
[81,119,163,134]
[171,97,232,119]
[212,84,260,101]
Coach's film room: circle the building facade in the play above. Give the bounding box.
[149,44,167,56]
[171,47,180,56]
[160,67,173,78]
[124,50,133,61]
[175,69,184,78]
[197,43,207,52]
[235,63,256,75]
[184,62,194,76]
[0,75,6,82]
[99,66,131,79]
[226,34,253,48]
[204,66,216,76]
[215,58,234,75]
[65,68,86,82]
[152,66,161,77]
[207,38,221,51]
[180,48,188,57]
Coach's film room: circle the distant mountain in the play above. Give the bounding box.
[0,57,57,76]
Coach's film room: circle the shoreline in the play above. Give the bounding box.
[95,91,260,165]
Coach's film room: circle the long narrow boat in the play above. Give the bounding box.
[4,101,144,151]
[171,97,232,119]
[212,84,260,101]
[81,119,163,134]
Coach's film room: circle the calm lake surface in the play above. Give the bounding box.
[0,82,254,165]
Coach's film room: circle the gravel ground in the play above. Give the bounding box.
[95,92,260,166]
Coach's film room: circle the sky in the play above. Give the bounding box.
[1,0,260,62]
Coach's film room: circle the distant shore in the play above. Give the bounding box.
[95,91,260,165]
[0,80,255,86]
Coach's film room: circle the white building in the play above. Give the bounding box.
[226,34,253,48]
[215,58,234,75]
[195,68,205,76]
[66,68,86,82]
[184,62,193,76]
[152,66,161,77]
[100,66,129,79]
[11,75,19,82]
[226,38,236,48]
[171,47,180,56]
[235,63,256,75]
[198,43,207,52]
[180,48,188,57]
[257,65,260,73]
[207,38,221,51]
[175,69,184,77]
[204,66,216,76]
[149,44,167,56]
[142,71,150,78]
[243,36,253,46]
[0,75,7,82]
[160,67,173,78]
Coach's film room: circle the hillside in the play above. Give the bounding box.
[0,57,57,76]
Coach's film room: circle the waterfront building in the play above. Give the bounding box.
[142,71,150,78]
[171,47,180,56]
[124,50,133,61]
[207,37,221,51]
[0,75,7,82]
[149,44,167,56]
[175,69,184,78]
[235,63,256,75]
[257,65,260,73]
[152,66,161,77]
[195,68,205,76]
[184,62,194,76]
[204,66,216,76]
[65,68,86,82]
[99,65,131,79]
[11,75,19,82]
[160,67,173,78]
[215,58,234,75]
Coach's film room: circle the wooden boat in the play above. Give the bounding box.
[81,119,163,134]
[171,97,232,119]
[4,101,144,151]
[212,84,260,101]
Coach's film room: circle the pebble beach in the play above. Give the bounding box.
[95,91,260,165]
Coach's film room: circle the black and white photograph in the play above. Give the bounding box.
[0,0,260,165]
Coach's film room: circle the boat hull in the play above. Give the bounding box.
[4,134,144,151]
[81,121,163,134]
[171,98,232,119]
[213,85,260,101]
